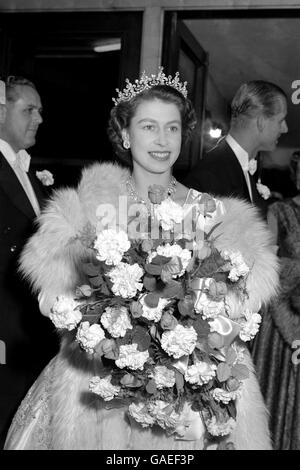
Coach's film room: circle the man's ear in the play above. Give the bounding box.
[0,104,6,124]
[256,114,265,133]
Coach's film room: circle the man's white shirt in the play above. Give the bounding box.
[0,138,40,216]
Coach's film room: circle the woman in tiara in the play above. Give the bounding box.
[5,69,278,450]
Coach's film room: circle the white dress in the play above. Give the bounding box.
[4,163,276,450]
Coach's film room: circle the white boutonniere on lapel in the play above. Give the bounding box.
[36,169,54,186]
[248,159,257,176]
[256,178,271,200]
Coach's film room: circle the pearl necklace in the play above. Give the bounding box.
[126,175,177,206]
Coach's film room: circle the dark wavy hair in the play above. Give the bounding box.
[107,84,197,165]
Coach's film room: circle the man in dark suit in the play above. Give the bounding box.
[185,80,288,214]
[0,76,58,447]
[185,81,289,414]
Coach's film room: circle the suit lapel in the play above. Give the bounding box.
[28,169,47,208]
[222,142,251,201]
[249,173,260,205]
[0,152,36,220]
[249,172,268,217]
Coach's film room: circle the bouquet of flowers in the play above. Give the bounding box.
[50,186,261,449]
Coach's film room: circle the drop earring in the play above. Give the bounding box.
[123,137,130,150]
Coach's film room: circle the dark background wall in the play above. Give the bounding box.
[0,12,143,187]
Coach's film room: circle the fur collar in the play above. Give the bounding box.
[77,162,130,226]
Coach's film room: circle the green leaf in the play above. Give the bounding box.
[195,340,209,354]
[226,347,237,366]
[146,379,157,394]
[110,370,126,385]
[104,349,119,360]
[151,255,171,265]
[130,301,143,318]
[100,283,111,295]
[231,363,249,380]
[143,275,157,292]
[192,316,210,337]
[175,370,184,392]
[217,363,231,382]
[161,280,184,299]
[161,256,183,278]
[117,330,133,347]
[82,263,100,276]
[178,297,195,317]
[227,400,237,419]
[87,303,103,315]
[145,263,162,276]
[144,292,160,308]
[89,275,103,287]
[213,272,228,283]
[196,249,226,278]
[132,325,152,351]
[81,313,101,324]
[161,270,173,284]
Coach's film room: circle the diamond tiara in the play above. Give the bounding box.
[112,67,188,106]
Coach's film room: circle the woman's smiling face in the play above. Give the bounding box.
[123,98,182,174]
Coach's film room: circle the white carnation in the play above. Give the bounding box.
[151,366,176,389]
[36,169,54,186]
[108,262,144,298]
[128,403,156,428]
[148,243,192,277]
[101,306,132,338]
[139,294,170,322]
[147,400,181,430]
[161,324,197,359]
[185,361,217,385]
[154,198,184,231]
[76,321,105,354]
[222,250,250,281]
[94,229,130,265]
[89,376,120,401]
[211,387,241,404]
[206,416,236,437]
[256,181,271,200]
[115,343,149,370]
[50,295,82,331]
[239,311,262,342]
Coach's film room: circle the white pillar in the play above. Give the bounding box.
[140,6,164,74]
